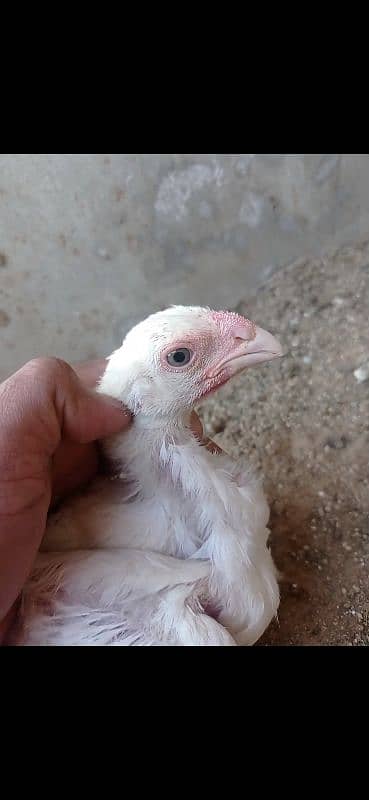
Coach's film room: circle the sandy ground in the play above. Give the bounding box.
[199,240,369,646]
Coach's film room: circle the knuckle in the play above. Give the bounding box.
[26,357,73,382]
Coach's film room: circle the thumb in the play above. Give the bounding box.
[0,358,131,455]
[63,389,132,443]
[54,368,132,444]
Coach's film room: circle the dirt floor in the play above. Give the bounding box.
[199,240,369,646]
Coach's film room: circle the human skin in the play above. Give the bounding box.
[0,358,218,643]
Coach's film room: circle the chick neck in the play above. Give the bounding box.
[133,407,194,441]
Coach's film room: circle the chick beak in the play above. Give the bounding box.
[209,326,283,380]
[235,326,284,369]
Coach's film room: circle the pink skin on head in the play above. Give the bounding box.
[204,311,283,398]
[160,309,283,402]
[207,311,258,379]
[210,311,257,342]
[160,312,255,374]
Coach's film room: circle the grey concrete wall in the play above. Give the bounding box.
[1,153,369,378]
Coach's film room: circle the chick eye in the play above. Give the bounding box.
[167,348,193,367]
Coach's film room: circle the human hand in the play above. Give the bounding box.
[0,357,218,642]
[0,357,132,640]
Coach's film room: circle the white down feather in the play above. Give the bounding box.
[12,307,281,647]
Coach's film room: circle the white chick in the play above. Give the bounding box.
[13,306,283,647]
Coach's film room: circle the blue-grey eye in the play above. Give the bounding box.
[167,348,193,367]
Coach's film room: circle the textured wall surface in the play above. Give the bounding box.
[1,153,369,378]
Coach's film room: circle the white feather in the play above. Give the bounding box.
[14,306,280,647]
